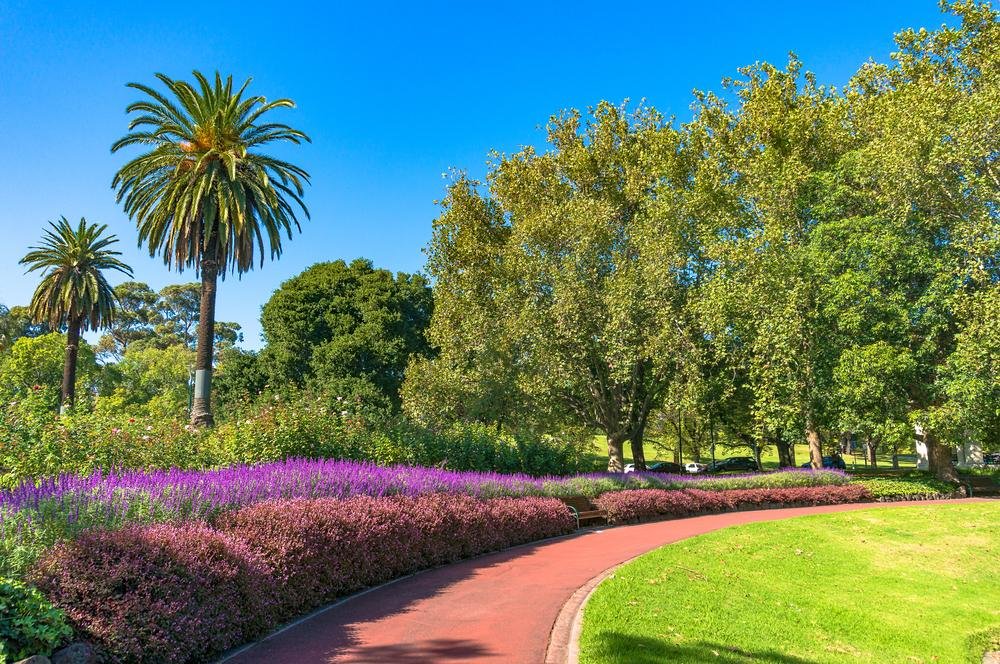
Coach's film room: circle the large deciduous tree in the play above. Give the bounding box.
[19,218,132,411]
[112,71,310,427]
[412,103,704,471]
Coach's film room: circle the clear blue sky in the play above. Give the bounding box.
[0,1,953,349]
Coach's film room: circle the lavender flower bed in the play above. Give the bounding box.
[1,459,849,518]
[0,460,848,578]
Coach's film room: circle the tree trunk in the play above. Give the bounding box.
[190,257,218,427]
[675,416,684,465]
[925,430,958,482]
[775,429,793,468]
[806,423,823,470]
[607,433,626,472]
[60,315,82,413]
[866,439,877,468]
[891,443,899,470]
[629,423,647,471]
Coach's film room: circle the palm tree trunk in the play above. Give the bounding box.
[190,257,218,427]
[60,315,82,413]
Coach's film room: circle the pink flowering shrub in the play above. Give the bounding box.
[30,524,273,664]
[29,495,573,663]
[218,494,574,620]
[594,485,872,524]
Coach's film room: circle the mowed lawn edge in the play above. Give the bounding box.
[578,503,1000,664]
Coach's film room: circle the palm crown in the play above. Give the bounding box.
[111,71,311,276]
[20,217,133,330]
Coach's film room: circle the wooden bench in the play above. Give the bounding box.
[560,496,608,528]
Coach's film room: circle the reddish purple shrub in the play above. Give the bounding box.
[30,524,273,664]
[594,485,872,524]
[218,494,575,620]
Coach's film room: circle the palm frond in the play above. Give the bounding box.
[111,70,311,277]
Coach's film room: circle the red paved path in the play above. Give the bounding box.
[224,499,990,664]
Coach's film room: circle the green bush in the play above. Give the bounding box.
[852,476,958,498]
[0,392,588,488]
[0,577,71,663]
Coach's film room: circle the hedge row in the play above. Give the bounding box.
[593,485,873,524]
[30,495,575,664]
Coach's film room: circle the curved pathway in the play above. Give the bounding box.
[223,498,989,664]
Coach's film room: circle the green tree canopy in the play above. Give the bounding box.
[259,258,433,411]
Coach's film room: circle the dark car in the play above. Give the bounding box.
[984,452,1000,466]
[800,455,847,470]
[646,461,684,474]
[704,457,761,473]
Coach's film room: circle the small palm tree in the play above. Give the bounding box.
[111,71,310,426]
[20,218,133,410]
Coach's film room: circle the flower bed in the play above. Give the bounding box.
[0,461,849,578]
[29,494,574,663]
[594,485,874,524]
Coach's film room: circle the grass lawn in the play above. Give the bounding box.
[579,503,1000,663]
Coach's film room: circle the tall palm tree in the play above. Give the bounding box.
[20,218,133,410]
[111,71,310,426]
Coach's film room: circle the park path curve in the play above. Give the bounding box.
[222,498,989,664]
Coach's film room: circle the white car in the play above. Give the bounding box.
[684,462,707,474]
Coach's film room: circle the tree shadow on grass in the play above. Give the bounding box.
[586,632,819,664]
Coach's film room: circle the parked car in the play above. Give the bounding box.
[623,461,684,473]
[984,452,1000,466]
[684,462,707,474]
[704,457,761,473]
[799,455,847,470]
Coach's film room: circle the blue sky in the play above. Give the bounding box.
[0,1,952,349]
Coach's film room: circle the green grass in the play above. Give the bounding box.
[579,503,1000,664]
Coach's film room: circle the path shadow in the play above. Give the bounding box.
[585,632,819,664]
[332,638,493,663]
[223,532,589,662]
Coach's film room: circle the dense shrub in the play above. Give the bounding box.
[0,576,71,663]
[29,496,572,663]
[218,494,575,620]
[30,524,273,664]
[594,485,873,524]
[0,395,586,489]
[853,476,959,499]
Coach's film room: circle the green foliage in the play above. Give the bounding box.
[0,305,47,354]
[18,217,132,332]
[0,576,71,662]
[410,104,704,470]
[0,392,587,489]
[111,71,310,277]
[833,342,915,452]
[97,282,241,359]
[852,476,959,499]
[259,259,433,411]
[0,333,97,406]
[99,345,195,418]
